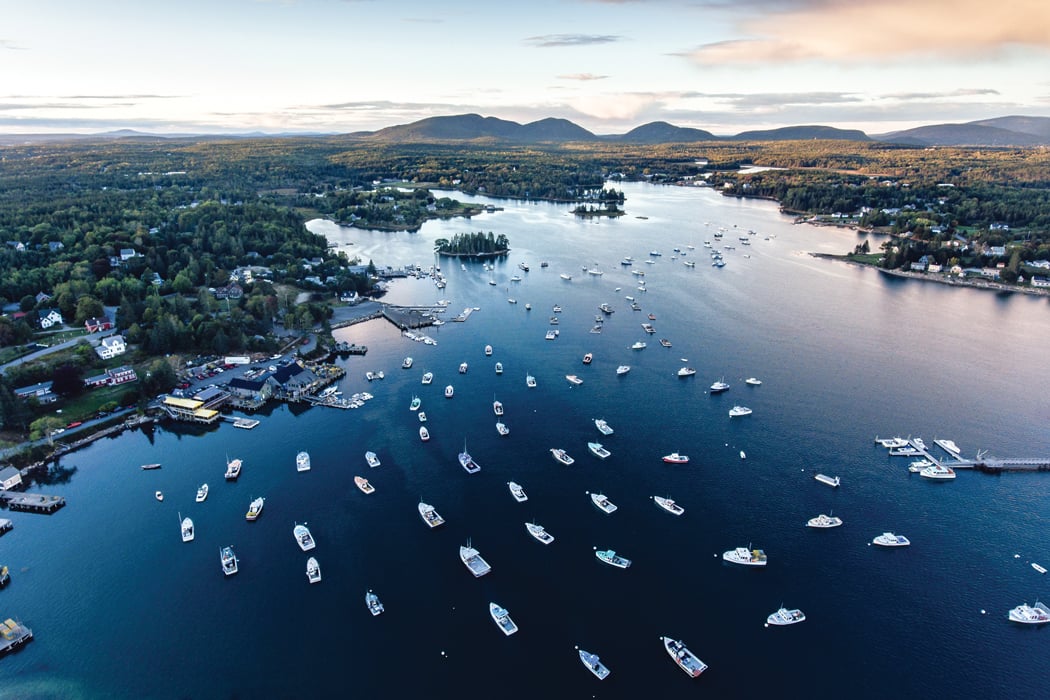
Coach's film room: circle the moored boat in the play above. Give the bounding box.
[661,636,707,677]
[245,496,265,521]
[459,441,481,473]
[577,647,610,679]
[616,365,631,375]
[195,483,209,503]
[495,361,503,374]
[366,590,384,616]
[355,476,375,494]
[155,490,164,502]
[595,548,631,569]
[420,426,430,441]
[410,395,421,411]
[814,473,840,487]
[526,373,537,388]
[508,481,527,502]
[659,338,672,348]
[294,523,316,551]
[677,367,696,377]
[745,377,762,386]
[220,546,238,576]
[402,356,413,369]
[709,379,730,393]
[920,464,956,480]
[496,421,509,436]
[296,451,311,472]
[590,492,617,514]
[140,463,161,470]
[653,496,685,516]
[1034,563,1048,574]
[365,451,381,468]
[723,546,767,566]
[662,452,689,464]
[595,418,614,435]
[460,542,492,577]
[418,411,427,423]
[565,374,583,385]
[630,341,647,350]
[588,442,611,459]
[493,398,503,415]
[180,515,194,542]
[484,344,493,356]
[806,513,842,528]
[550,448,575,466]
[767,607,806,626]
[728,405,752,417]
[445,384,454,398]
[421,371,433,385]
[582,352,593,364]
[306,557,321,584]
[1008,601,1050,624]
[419,501,445,528]
[490,602,518,635]
[526,522,554,544]
[873,532,910,547]
[224,456,242,480]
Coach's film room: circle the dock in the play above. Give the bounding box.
[231,417,260,429]
[878,437,1050,474]
[0,491,66,514]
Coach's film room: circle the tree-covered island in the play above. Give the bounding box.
[434,231,510,257]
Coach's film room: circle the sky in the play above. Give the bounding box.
[2,0,1049,136]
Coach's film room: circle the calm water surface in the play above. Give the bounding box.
[3,183,1049,699]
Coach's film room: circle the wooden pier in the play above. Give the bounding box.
[878,437,1050,474]
[0,491,66,514]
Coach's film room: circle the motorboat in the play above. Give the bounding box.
[565,374,583,386]
[526,522,554,545]
[590,492,617,514]
[1008,602,1050,624]
[225,456,242,480]
[459,441,481,474]
[459,362,468,374]
[1034,563,1047,574]
[588,442,611,459]
[419,426,430,441]
[365,371,374,381]
[560,273,572,280]
[641,323,655,334]
[245,496,265,521]
[806,513,842,528]
[460,542,492,577]
[294,523,316,551]
[582,352,593,364]
[366,590,384,616]
[745,377,762,386]
[495,361,503,374]
[873,532,910,547]
[402,356,413,369]
[445,385,454,398]
[551,448,575,466]
[595,549,631,569]
[508,481,528,502]
[484,344,493,356]
[814,474,840,487]
[181,516,194,542]
[365,451,381,468]
[728,406,752,417]
[140,463,161,470]
[709,379,730,393]
[421,371,433,385]
[493,398,504,416]
[418,501,445,528]
[723,546,767,566]
[306,557,321,584]
[552,304,562,312]
[875,436,909,449]
[598,302,614,315]
[662,453,690,464]
[195,483,209,502]
[545,330,558,340]
[296,451,311,472]
[155,491,164,502]
[595,419,614,435]
[220,546,239,576]
[355,476,375,494]
[677,367,696,377]
[659,338,672,348]
[767,607,806,626]
[410,396,421,411]
[526,373,537,388]
[616,365,631,376]
[630,341,647,350]
[661,637,707,677]
[490,602,518,635]
[653,496,685,516]
[740,451,747,460]
[920,464,957,480]
[496,422,509,436]
[578,648,610,680]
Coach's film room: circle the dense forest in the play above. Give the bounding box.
[434,232,510,257]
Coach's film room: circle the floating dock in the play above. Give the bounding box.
[232,418,260,429]
[878,437,1050,474]
[0,492,65,514]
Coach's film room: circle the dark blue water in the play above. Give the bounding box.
[4,183,1050,698]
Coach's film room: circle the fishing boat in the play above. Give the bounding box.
[630,341,647,350]
[873,532,910,547]
[595,548,631,569]
[526,522,554,544]
[493,398,504,415]
[507,481,527,502]
[419,426,430,441]
[496,421,509,436]
[653,496,685,516]
[490,603,518,635]
[155,491,164,502]
[459,362,468,374]
[245,496,265,521]
[294,523,316,551]
[220,546,238,576]
[814,474,840,487]
[365,451,381,468]
[723,546,767,566]
[418,411,427,423]
[767,607,806,626]
[1008,602,1050,624]
[306,557,321,584]
[484,344,493,356]
[745,377,762,386]
[459,441,481,473]
[224,456,242,480]
[419,501,445,528]
[550,448,575,466]
[806,513,842,528]
[729,405,753,417]
[460,542,492,577]
[582,353,593,365]
[590,492,617,514]
[410,395,421,411]
[709,379,730,393]
[445,385,454,398]
[296,451,311,472]
[588,442,611,459]
[366,590,384,616]
[526,373,537,388]
[355,476,375,494]
[661,637,708,677]
[577,648,610,680]
[662,453,689,464]
[421,371,433,385]
[594,418,614,435]
[195,483,209,503]
[402,356,413,369]
[495,361,503,374]
[565,374,583,386]
[677,367,697,377]
[180,515,194,542]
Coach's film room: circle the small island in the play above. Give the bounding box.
[434,231,510,258]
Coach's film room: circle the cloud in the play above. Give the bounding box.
[524,34,622,48]
[1,39,25,50]
[688,0,1050,65]
[881,88,1001,101]
[557,73,609,81]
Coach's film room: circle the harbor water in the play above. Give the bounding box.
[3,183,1050,698]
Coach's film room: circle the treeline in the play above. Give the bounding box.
[434,232,510,256]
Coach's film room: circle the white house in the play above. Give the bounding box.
[37,308,63,328]
[95,335,127,360]
[0,466,22,490]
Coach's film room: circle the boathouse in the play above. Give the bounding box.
[0,467,22,490]
[159,396,222,424]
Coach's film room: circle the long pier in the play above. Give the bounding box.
[877,436,1050,474]
[0,491,66,514]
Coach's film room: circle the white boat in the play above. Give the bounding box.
[155,490,164,502]
[180,515,194,542]
[630,341,647,350]
[920,464,956,480]
[908,459,934,473]
[459,441,481,474]
[659,338,672,348]
[661,637,707,677]
[709,379,730,393]
[595,418,614,435]
[402,356,413,369]
[544,330,559,340]
[653,496,685,516]
[934,438,962,456]
[220,545,238,576]
[459,362,468,374]
[1034,563,1048,574]
[595,548,631,569]
[740,450,747,460]
[728,405,752,417]
[508,481,527,502]
[560,273,572,280]
[366,590,384,616]
[365,371,374,381]
[296,451,311,472]
[551,448,575,466]
[490,602,518,635]
[662,453,690,464]
[493,399,504,415]
[577,648,610,680]
[616,365,631,376]
[495,362,503,374]
[410,396,421,411]
[225,457,242,480]
[419,426,430,441]
[245,496,265,521]
[745,377,762,386]
[565,374,583,386]
[365,451,381,468]
[526,373,537,388]
[460,542,492,577]
[496,421,509,436]
[524,303,531,310]
[814,474,840,487]
[526,522,554,545]
[445,385,454,398]
[723,546,767,566]
[294,523,316,551]
[806,513,843,528]
[588,442,611,459]
[195,483,209,502]
[873,532,910,547]
[421,371,433,385]
[484,344,493,356]
[354,476,375,494]
[1008,602,1050,624]
[677,367,696,377]
[306,557,321,584]
[876,436,910,449]
[418,500,445,528]
[590,492,617,514]
[767,607,806,626]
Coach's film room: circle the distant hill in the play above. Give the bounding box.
[876,122,1048,147]
[728,125,871,142]
[365,113,599,142]
[613,121,717,143]
[968,115,1050,139]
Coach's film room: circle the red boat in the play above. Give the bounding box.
[662,453,690,464]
